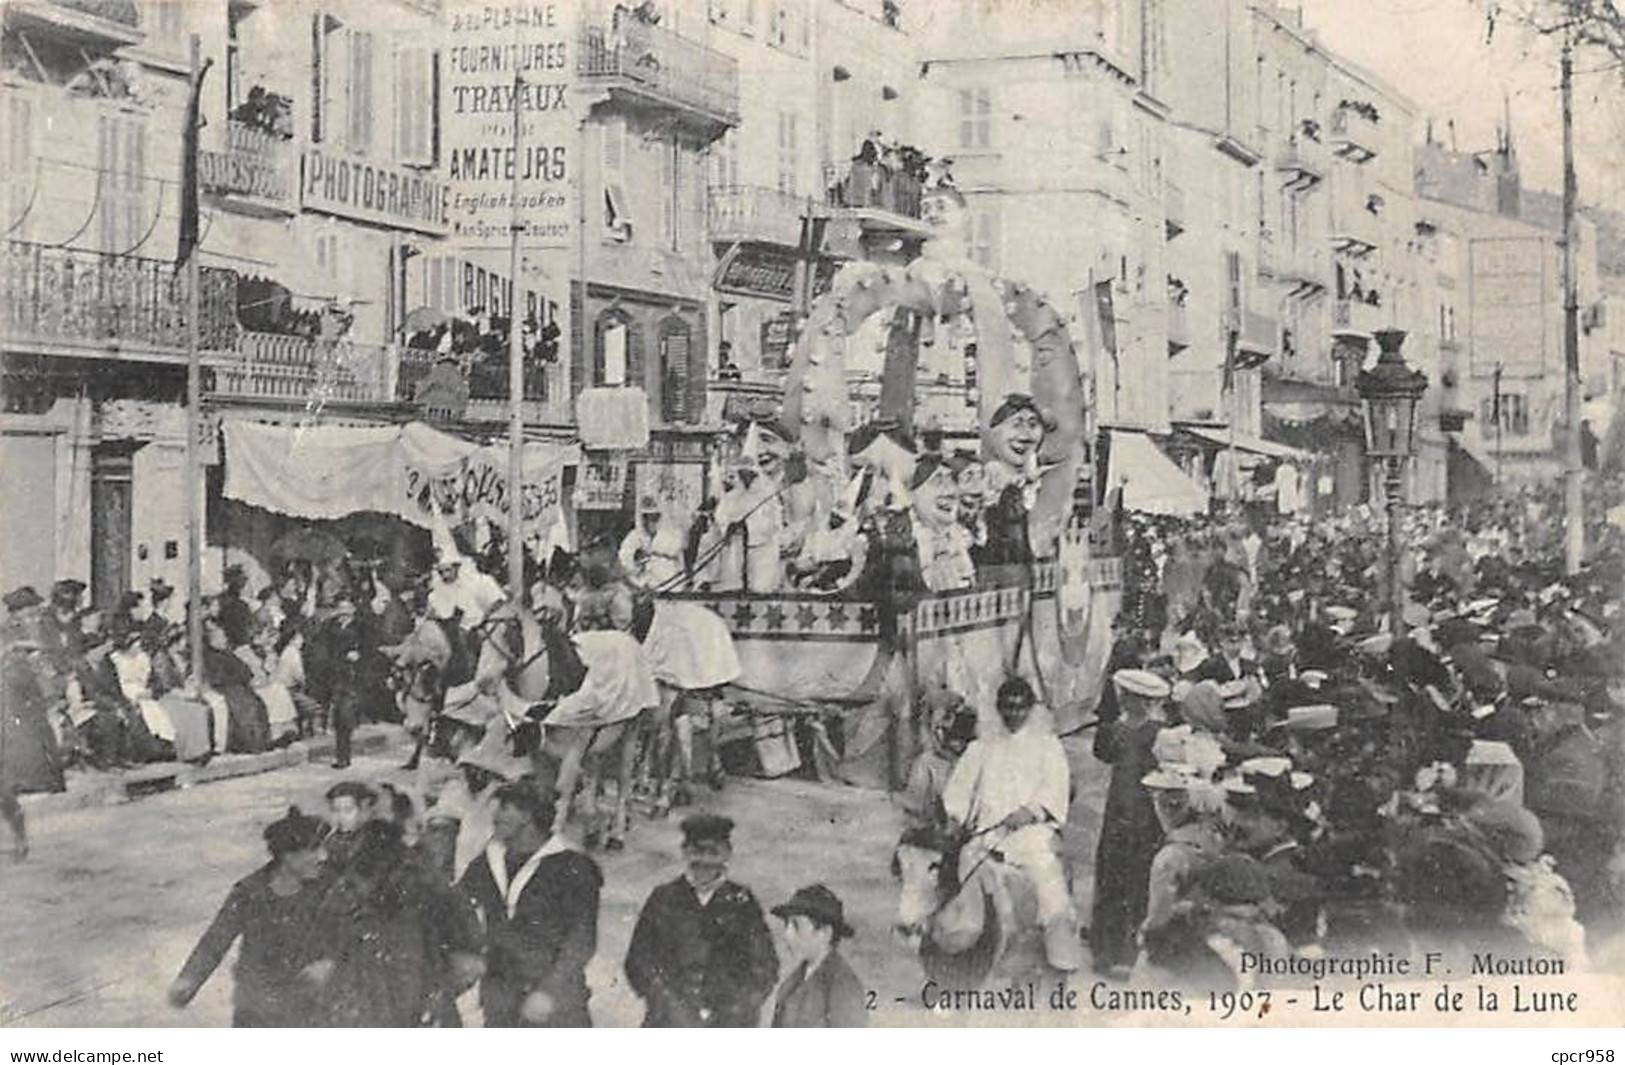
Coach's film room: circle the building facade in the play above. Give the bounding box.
[1,0,448,602]
[1416,136,1604,491]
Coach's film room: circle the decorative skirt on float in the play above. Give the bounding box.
[641,602,742,690]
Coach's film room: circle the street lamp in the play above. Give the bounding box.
[1356,328,1428,631]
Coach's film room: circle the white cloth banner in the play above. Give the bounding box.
[223,421,576,536]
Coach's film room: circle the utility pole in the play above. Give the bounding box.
[1559,26,1584,574]
[183,35,206,693]
[506,53,527,601]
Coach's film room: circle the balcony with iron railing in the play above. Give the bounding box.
[578,16,740,132]
[1275,242,1327,294]
[1331,217,1379,257]
[9,0,142,45]
[706,375,785,425]
[1331,296,1387,339]
[1165,182,1186,238]
[210,331,396,405]
[1329,104,1379,163]
[1276,134,1326,189]
[709,185,813,247]
[2,241,238,361]
[1235,309,1277,367]
[1167,300,1190,352]
[823,163,929,235]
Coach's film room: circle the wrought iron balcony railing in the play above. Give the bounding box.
[709,185,812,247]
[2,241,237,359]
[578,17,741,127]
[209,330,395,405]
[824,163,924,221]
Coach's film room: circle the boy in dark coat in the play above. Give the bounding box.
[169,807,328,1026]
[624,814,779,1026]
[769,884,867,1028]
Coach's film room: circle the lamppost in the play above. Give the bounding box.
[1356,328,1428,631]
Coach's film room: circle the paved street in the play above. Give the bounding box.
[0,735,1112,1028]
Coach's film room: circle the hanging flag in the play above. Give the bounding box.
[176,55,214,267]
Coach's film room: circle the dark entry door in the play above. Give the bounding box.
[90,446,134,610]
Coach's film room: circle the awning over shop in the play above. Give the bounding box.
[1178,425,1309,461]
[1108,430,1208,516]
[223,420,579,537]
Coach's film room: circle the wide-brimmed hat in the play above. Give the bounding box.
[1171,632,1207,675]
[771,883,854,939]
[1114,668,1171,700]
[1141,763,1199,790]
[3,586,42,611]
[1273,704,1339,732]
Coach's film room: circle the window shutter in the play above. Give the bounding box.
[593,315,609,386]
[394,45,412,161]
[430,50,441,165]
[659,138,675,248]
[570,284,586,401]
[126,118,145,248]
[627,319,645,396]
[661,321,691,423]
[98,114,117,251]
[311,14,323,142]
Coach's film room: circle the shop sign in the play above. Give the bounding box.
[200,121,294,209]
[714,245,798,302]
[443,1,577,248]
[301,148,451,235]
[573,459,627,511]
[634,461,705,517]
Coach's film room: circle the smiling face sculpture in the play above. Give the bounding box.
[955,460,986,524]
[986,394,1047,474]
[910,456,960,531]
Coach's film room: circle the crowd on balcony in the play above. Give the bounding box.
[402,309,561,402]
[827,133,936,218]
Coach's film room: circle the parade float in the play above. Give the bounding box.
[665,181,1122,791]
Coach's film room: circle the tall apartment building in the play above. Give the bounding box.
[1156,0,1275,502]
[1161,2,1431,514]
[1415,134,1603,490]
[918,0,1170,440]
[1,0,445,601]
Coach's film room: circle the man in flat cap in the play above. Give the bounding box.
[1090,668,1171,976]
[39,579,87,662]
[3,586,42,620]
[625,813,779,1026]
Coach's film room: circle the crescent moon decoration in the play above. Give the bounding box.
[780,256,1090,556]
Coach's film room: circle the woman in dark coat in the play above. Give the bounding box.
[1,616,65,857]
[1089,670,1168,975]
[201,616,271,753]
[169,806,328,1025]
